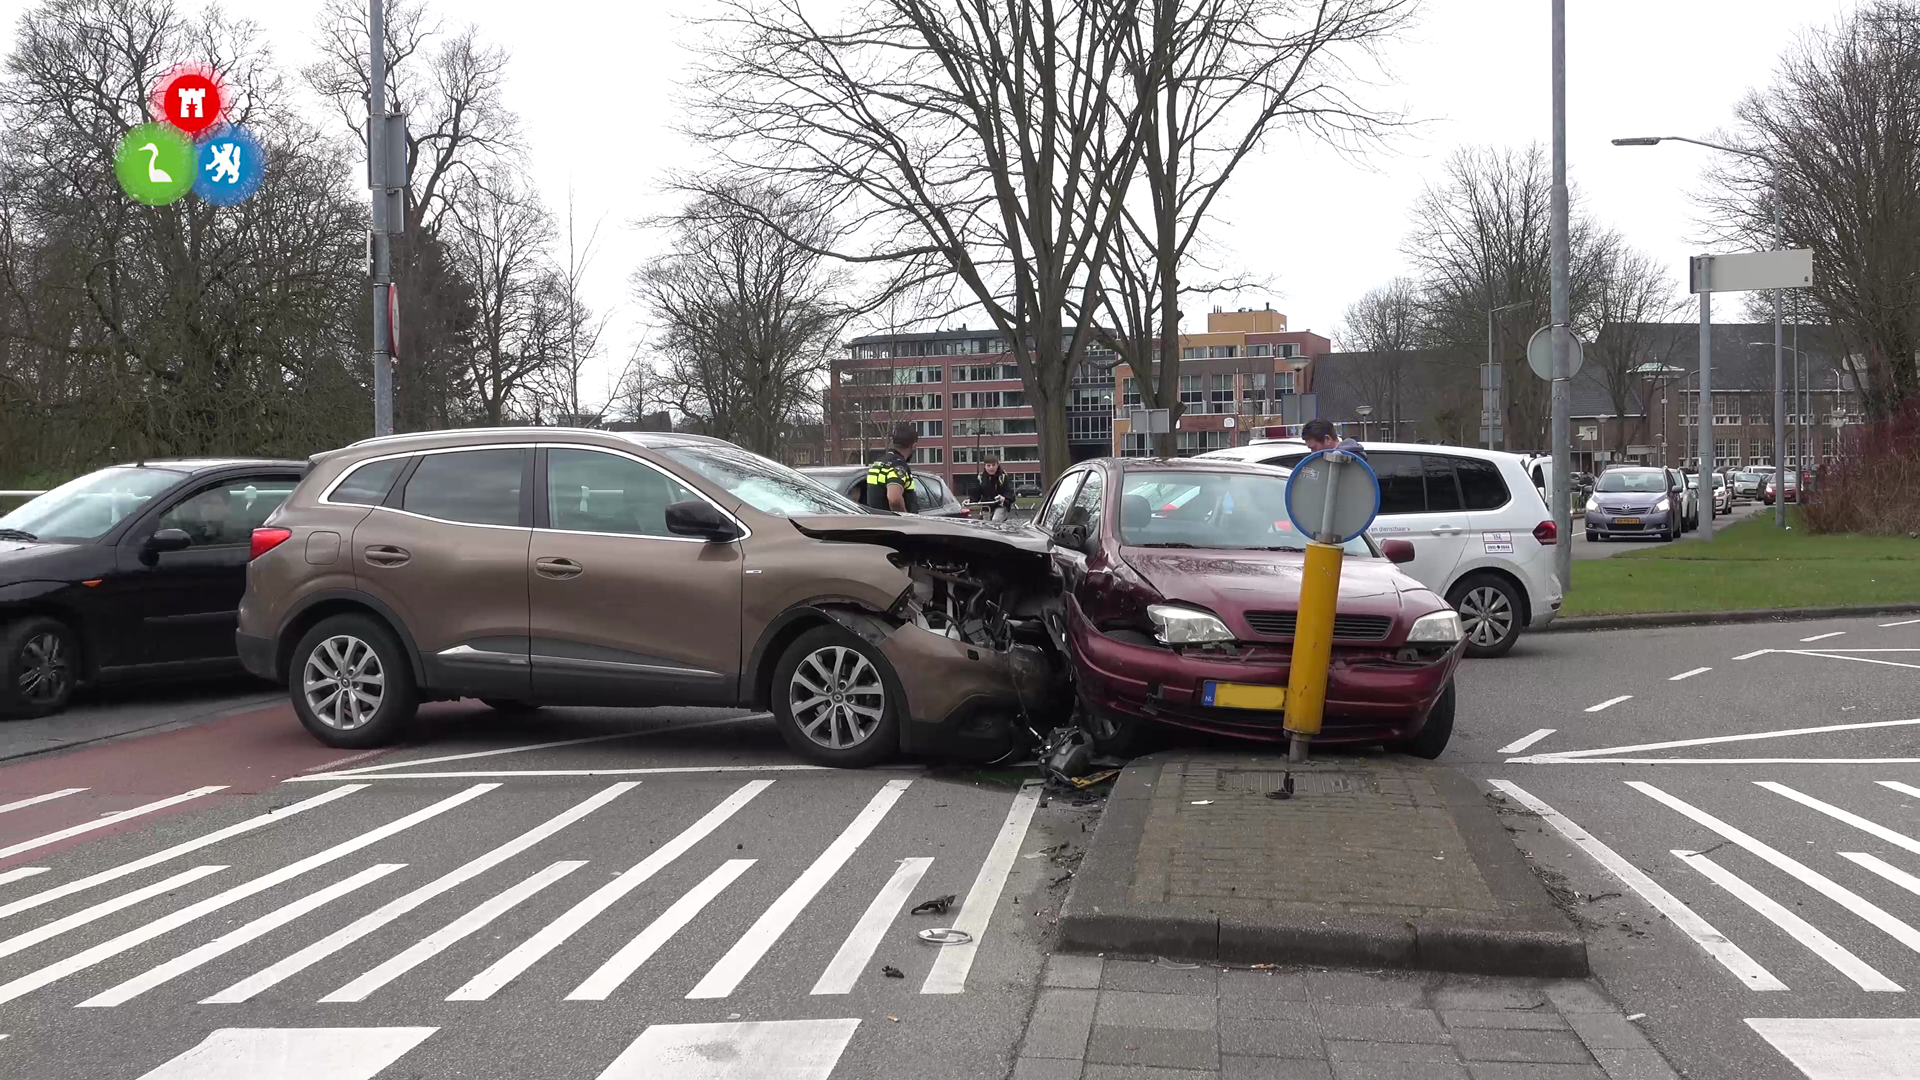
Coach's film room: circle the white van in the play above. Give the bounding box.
[1197,440,1563,657]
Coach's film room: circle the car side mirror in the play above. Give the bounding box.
[1051,522,1090,552]
[140,527,193,565]
[1381,538,1416,564]
[664,500,741,542]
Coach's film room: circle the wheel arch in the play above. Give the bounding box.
[1446,566,1533,629]
[275,590,426,686]
[0,593,96,680]
[746,599,896,712]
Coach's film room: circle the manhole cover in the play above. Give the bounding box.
[1215,770,1377,796]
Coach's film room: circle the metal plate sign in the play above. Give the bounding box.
[1283,449,1380,544]
[1527,325,1584,380]
[1691,248,1813,293]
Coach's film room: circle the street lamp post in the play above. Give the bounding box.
[1355,404,1374,443]
[1486,300,1529,450]
[1612,133,1788,529]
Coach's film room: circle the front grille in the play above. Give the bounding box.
[1600,504,1645,515]
[1244,611,1393,641]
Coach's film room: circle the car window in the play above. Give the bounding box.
[1035,472,1086,532]
[0,466,185,542]
[156,476,296,546]
[1422,455,1464,513]
[329,458,408,506]
[1119,470,1371,556]
[1370,452,1427,515]
[1265,453,1307,468]
[1456,458,1509,510]
[547,449,702,537]
[401,449,525,526]
[918,473,953,508]
[1595,470,1666,493]
[658,444,863,517]
[1064,469,1105,536]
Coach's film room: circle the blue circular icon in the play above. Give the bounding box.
[1283,449,1381,544]
[192,125,265,206]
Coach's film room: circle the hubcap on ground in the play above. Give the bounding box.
[302,634,385,731]
[1458,587,1514,648]
[789,646,884,750]
[16,631,70,705]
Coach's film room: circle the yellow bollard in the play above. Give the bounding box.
[1284,539,1344,763]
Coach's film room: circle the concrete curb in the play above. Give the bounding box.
[1541,601,1920,634]
[1057,756,1589,979]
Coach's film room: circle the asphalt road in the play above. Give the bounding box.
[1448,611,1920,1080]
[0,699,1078,1080]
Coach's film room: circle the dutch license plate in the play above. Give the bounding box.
[1203,681,1286,711]
[1615,516,1640,525]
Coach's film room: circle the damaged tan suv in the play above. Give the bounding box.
[237,429,1064,767]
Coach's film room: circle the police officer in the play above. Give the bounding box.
[865,422,920,513]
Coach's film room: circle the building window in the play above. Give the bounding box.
[955,364,1017,382]
[843,367,892,385]
[1070,386,1113,411]
[910,447,944,464]
[1121,433,1151,456]
[1715,439,1739,467]
[1208,346,1237,359]
[1274,370,1296,394]
[1243,373,1267,405]
[911,420,943,438]
[1278,343,1299,359]
[894,365,942,384]
[1069,414,1112,442]
[1175,431,1230,455]
[1208,374,1234,413]
[1000,445,1039,462]
[1181,346,1206,359]
[1121,378,1141,407]
[1179,374,1203,407]
[1246,344,1272,357]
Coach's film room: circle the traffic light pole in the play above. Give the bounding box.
[369,0,394,438]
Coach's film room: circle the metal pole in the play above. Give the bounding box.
[1549,0,1573,588]
[1771,187,1786,527]
[1485,308,1495,450]
[369,0,394,438]
[1698,267,1713,541]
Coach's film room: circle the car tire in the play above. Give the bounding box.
[1076,695,1149,758]
[1586,530,1598,543]
[480,698,541,715]
[1390,681,1454,760]
[1449,575,1522,659]
[771,625,901,768]
[289,614,419,748]
[0,616,78,719]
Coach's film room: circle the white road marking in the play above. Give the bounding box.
[1674,850,1901,993]
[0,784,364,922]
[1670,667,1712,681]
[1801,631,1847,642]
[449,780,774,1001]
[1882,781,1920,800]
[0,784,494,1006]
[1497,729,1556,755]
[131,1027,438,1080]
[1518,758,1920,765]
[1631,782,1920,956]
[1584,695,1632,713]
[0,866,228,962]
[595,1019,859,1080]
[1756,782,1920,855]
[290,764,833,781]
[324,860,586,1003]
[1881,618,1920,627]
[1746,1017,1920,1079]
[1841,852,1920,899]
[1486,781,1783,991]
[1513,717,1920,763]
[306,714,772,780]
[207,782,632,1003]
[689,779,913,999]
[0,788,86,815]
[0,868,47,887]
[0,786,225,862]
[812,856,933,995]
[80,864,406,1007]
[1794,651,1920,672]
[923,780,1045,995]
[569,859,755,1001]
[1733,649,1772,660]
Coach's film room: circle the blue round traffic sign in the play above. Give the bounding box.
[1283,449,1380,544]
[192,125,265,206]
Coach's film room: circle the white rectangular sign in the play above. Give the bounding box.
[1691,248,1813,294]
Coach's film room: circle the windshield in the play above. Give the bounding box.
[660,444,864,517]
[0,466,185,541]
[1596,470,1667,494]
[1119,470,1374,556]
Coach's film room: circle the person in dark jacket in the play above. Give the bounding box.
[975,454,1013,521]
[1301,418,1365,459]
[864,423,920,513]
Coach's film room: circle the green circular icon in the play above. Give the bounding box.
[114,123,198,206]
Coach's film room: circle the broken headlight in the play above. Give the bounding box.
[1407,610,1464,643]
[1147,604,1234,645]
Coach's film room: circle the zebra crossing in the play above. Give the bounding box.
[0,773,1042,1021]
[1495,776,1920,996]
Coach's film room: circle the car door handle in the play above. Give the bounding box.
[1430,525,1464,536]
[535,557,583,580]
[363,545,410,567]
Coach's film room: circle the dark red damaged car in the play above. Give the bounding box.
[1031,457,1464,758]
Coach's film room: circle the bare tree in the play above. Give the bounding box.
[636,186,850,457]
[1582,245,1683,456]
[1332,276,1420,431]
[448,170,558,424]
[528,189,609,425]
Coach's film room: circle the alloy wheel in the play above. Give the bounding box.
[1457,586,1514,648]
[301,634,385,731]
[16,631,70,705]
[788,645,885,750]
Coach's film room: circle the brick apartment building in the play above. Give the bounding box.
[825,307,1330,496]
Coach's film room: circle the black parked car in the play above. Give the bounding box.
[0,459,303,717]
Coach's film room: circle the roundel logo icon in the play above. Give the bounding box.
[114,123,198,206]
[155,66,223,136]
[193,126,265,206]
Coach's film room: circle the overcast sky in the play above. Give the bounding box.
[0,0,1861,405]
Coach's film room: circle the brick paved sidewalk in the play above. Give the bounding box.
[1012,956,1682,1080]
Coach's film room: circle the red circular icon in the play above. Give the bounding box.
[154,68,223,135]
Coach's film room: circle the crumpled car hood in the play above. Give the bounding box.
[789,514,1053,565]
[1121,547,1431,620]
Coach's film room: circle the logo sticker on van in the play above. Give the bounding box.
[1482,531,1514,554]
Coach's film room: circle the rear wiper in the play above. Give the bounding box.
[0,528,38,542]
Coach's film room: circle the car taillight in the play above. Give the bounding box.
[1532,520,1557,545]
[250,527,292,561]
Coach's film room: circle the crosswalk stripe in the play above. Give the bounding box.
[0,786,225,862]
[1839,852,1920,898]
[688,779,912,999]
[78,864,407,1007]
[0,784,365,923]
[569,859,755,1001]
[1746,1018,1920,1079]
[1757,782,1920,855]
[0,784,495,1006]
[324,860,587,1003]
[594,1019,860,1080]
[205,782,632,1004]
[1488,780,1784,991]
[1674,849,1901,993]
[812,856,932,995]
[131,1027,439,1080]
[449,780,775,1001]
[1631,782,1920,956]
[1880,780,1920,800]
[0,865,227,963]
[923,781,1043,995]
[0,867,48,888]
[0,788,86,815]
